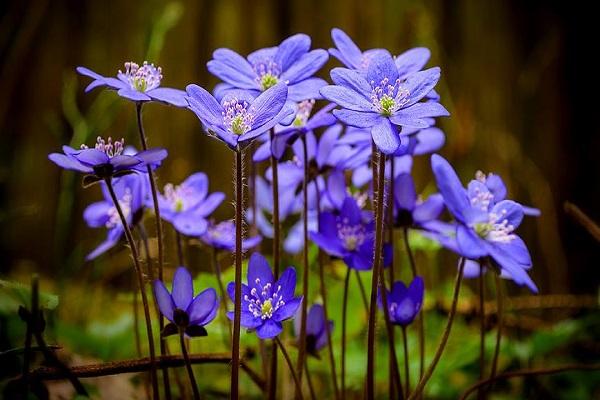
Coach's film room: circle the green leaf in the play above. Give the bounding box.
[0,279,59,314]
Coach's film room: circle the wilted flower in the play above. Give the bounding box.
[154,267,219,337]
[226,253,302,339]
[294,304,333,357]
[77,61,187,106]
[430,154,538,292]
[380,277,425,326]
[158,172,225,236]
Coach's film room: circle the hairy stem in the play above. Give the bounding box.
[478,263,485,400]
[231,149,244,399]
[487,271,504,395]
[268,130,280,400]
[341,268,350,398]
[276,337,304,400]
[355,270,369,314]
[304,362,317,400]
[379,268,403,400]
[402,326,410,399]
[180,331,200,400]
[212,248,232,344]
[408,258,466,400]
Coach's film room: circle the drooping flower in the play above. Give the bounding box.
[186,83,293,150]
[207,34,328,102]
[77,61,187,106]
[393,172,444,230]
[226,253,302,339]
[83,173,147,260]
[157,172,225,236]
[430,154,538,292]
[294,304,333,357]
[153,266,219,337]
[379,277,425,326]
[200,220,262,252]
[48,136,167,184]
[321,52,449,154]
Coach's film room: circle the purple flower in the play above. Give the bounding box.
[83,173,147,261]
[294,304,333,356]
[320,52,449,154]
[207,34,328,102]
[380,277,425,326]
[157,172,225,236]
[49,136,167,183]
[430,154,538,292]
[186,83,293,150]
[77,61,187,107]
[200,220,262,252]
[153,267,219,337]
[226,253,302,339]
[310,196,377,270]
[393,172,444,230]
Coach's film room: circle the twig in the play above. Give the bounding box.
[564,201,600,243]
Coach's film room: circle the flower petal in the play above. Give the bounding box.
[273,297,302,321]
[394,173,417,211]
[288,78,328,101]
[154,280,175,322]
[117,88,151,102]
[83,201,111,227]
[275,33,311,72]
[491,200,524,229]
[413,194,444,223]
[186,84,224,126]
[366,52,399,88]
[206,59,258,90]
[256,319,283,339]
[281,49,328,84]
[456,225,488,259]
[249,82,289,130]
[320,85,373,112]
[194,192,225,218]
[413,127,445,155]
[330,28,362,69]
[48,153,92,173]
[431,154,470,223]
[330,67,372,99]
[172,267,194,310]
[172,213,208,236]
[248,253,274,291]
[276,267,297,300]
[147,87,188,107]
[395,47,431,78]
[402,67,441,108]
[333,109,382,128]
[187,288,218,325]
[371,118,401,154]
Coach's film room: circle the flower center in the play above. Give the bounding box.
[337,219,366,251]
[164,183,196,213]
[370,77,410,116]
[222,99,254,135]
[293,100,315,127]
[106,188,133,229]
[245,278,286,320]
[82,136,125,158]
[253,60,281,91]
[120,61,162,92]
[473,208,516,243]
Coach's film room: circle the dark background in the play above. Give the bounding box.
[0,0,598,294]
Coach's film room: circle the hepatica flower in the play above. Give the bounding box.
[158,172,225,236]
[154,267,219,337]
[321,52,449,154]
[294,304,333,357]
[208,33,328,102]
[380,277,425,326]
[77,61,187,107]
[49,136,167,184]
[83,174,147,261]
[394,172,444,230]
[186,83,292,150]
[226,253,302,339]
[431,154,538,292]
[200,220,262,252]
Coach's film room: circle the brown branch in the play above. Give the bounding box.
[564,201,600,243]
[24,353,265,388]
[459,363,600,400]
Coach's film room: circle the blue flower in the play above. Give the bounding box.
[77,62,187,107]
[157,172,225,236]
[200,220,262,252]
[294,304,333,357]
[320,52,449,154]
[49,136,167,183]
[226,253,302,339]
[430,154,538,292]
[154,267,219,337]
[379,277,425,326]
[83,174,148,261]
[208,34,328,102]
[393,172,444,230]
[186,83,293,150]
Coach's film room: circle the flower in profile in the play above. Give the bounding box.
[321,52,449,154]
[154,267,219,337]
[207,34,328,102]
[77,61,187,107]
[200,220,262,252]
[48,136,167,185]
[380,277,425,326]
[393,172,444,230]
[158,172,225,236]
[186,83,293,150]
[226,253,302,339]
[293,304,333,357]
[83,174,147,260]
[310,196,377,270]
[430,154,538,292]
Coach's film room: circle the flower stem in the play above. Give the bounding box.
[304,362,317,400]
[135,102,169,400]
[295,135,310,399]
[478,263,485,400]
[355,270,369,314]
[408,257,466,400]
[231,149,244,399]
[402,326,410,399]
[175,230,185,267]
[365,149,386,400]
[275,337,305,400]
[268,130,280,400]
[212,248,232,344]
[487,271,504,394]
[403,227,425,381]
[341,268,350,398]
[378,268,403,399]
[179,331,201,400]
[105,177,159,399]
